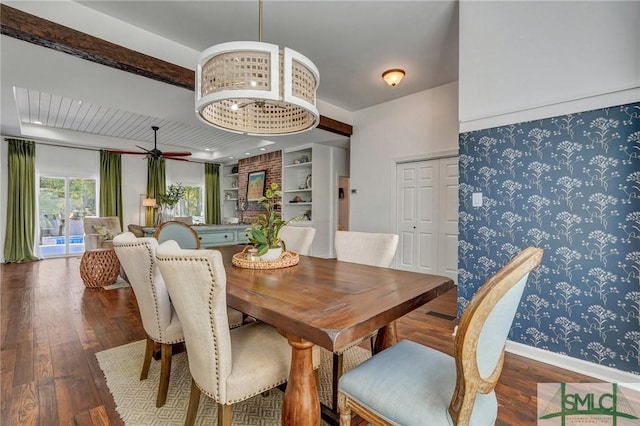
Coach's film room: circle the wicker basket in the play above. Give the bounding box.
[232,246,299,270]
[80,248,121,288]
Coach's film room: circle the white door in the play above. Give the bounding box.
[396,161,438,274]
[396,158,458,283]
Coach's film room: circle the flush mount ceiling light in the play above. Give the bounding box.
[196,0,319,136]
[382,69,405,87]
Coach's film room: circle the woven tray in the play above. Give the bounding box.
[231,246,299,269]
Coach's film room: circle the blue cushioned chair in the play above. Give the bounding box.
[338,247,544,426]
[332,230,399,411]
[154,220,200,249]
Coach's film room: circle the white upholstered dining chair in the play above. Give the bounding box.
[112,232,184,408]
[155,240,321,426]
[330,230,400,410]
[154,220,200,249]
[338,247,544,425]
[278,225,316,255]
[112,233,243,408]
[334,230,399,267]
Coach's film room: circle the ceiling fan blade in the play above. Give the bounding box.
[166,157,191,162]
[108,149,147,155]
[135,145,153,154]
[163,151,192,157]
[113,128,191,160]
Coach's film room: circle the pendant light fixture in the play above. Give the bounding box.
[196,0,320,136]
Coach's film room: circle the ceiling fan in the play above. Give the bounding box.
[109,126,192,160]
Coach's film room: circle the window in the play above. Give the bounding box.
[177,185,204,223]
[39,176,96,257]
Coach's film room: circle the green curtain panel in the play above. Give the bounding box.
[205,163,221,224]
[99,150,123,229]
[146,157,165,226]
[4,139,39,263]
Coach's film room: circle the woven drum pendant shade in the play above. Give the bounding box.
[196,41,319,136]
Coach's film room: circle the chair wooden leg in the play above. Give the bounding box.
[140,336,154,380]
[156,343,172,408]
[185,379,201,426]
[332,352,344,411]
[217,403,232,426]
[338,393,352,426]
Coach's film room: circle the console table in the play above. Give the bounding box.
[141,224,250,247]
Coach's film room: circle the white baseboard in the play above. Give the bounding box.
[505,340,640,391]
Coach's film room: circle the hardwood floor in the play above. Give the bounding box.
[1,256,597,425]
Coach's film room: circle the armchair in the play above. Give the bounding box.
[82,216,122,250]
[337,247,544,425]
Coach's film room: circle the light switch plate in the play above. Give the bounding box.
[472,192,483,207]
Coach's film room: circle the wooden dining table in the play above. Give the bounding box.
[217,245,455,425]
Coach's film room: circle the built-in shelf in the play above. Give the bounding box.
[282,146,314,229]
[222,163,240,220]
[284,162,312,169]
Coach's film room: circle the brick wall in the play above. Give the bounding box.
[238,151,282,223]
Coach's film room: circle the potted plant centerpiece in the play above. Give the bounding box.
[157,183,185,223]
[246,182,292,261]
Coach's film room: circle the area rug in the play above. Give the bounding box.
[96,339,370,425]
[103,278,131,290]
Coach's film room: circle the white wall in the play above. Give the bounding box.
[122,155,148,227]
[328,146,349,257]
[459,1,640,132]
[166,159,204,187]
[349,82,459,233]
[457,0,640,380]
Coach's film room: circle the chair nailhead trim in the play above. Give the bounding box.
[115,240,172,343]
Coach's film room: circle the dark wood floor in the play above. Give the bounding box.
[1,256,597,425]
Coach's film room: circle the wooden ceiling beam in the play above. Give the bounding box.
[0,4,352,137]
[0,4,194,90]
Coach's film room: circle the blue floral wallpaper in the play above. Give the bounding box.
[458,102,640,375]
